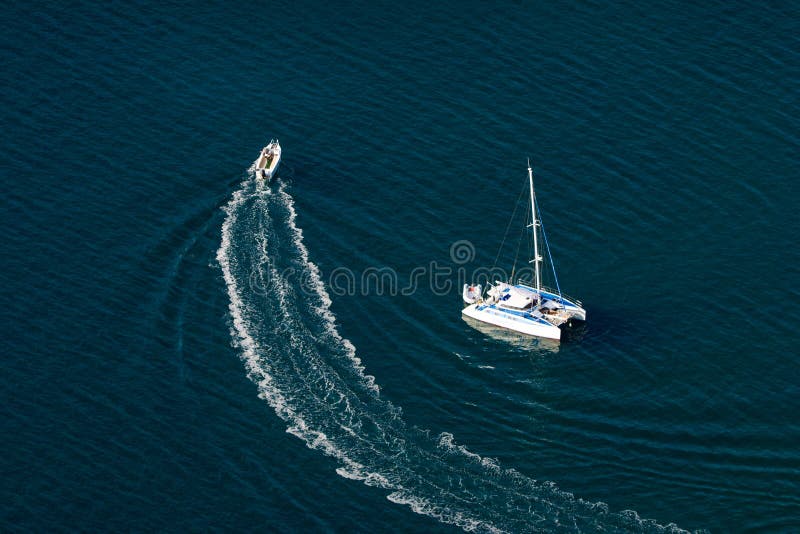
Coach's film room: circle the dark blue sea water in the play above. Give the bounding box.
[3,1,799,532]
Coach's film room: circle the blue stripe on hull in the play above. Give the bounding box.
[476,304,553,326]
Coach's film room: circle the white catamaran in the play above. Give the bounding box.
[255,139,281,180]
[462,161,586,341]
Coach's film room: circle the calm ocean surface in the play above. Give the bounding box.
[3,1,799,532]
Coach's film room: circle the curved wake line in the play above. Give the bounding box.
[274,182,379,394]
[217,176,497,532]
[217,171,688,533]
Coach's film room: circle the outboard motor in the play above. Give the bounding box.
[462,284,482,304]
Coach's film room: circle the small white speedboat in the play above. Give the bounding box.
[255,139,281,180]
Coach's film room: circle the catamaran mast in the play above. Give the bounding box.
[528,160,541,292]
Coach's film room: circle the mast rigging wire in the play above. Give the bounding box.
[492,178,529,270]
[535,195,563,303]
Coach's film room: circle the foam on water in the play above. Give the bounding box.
[217,170,688,533]
[274,182,379,394]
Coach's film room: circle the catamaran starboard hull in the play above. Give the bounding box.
[462,302,563,340]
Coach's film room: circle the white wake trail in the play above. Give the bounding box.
[217,172,689,534]
[274,180,380,394]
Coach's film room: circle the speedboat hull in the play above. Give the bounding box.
[255,140,281,181]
